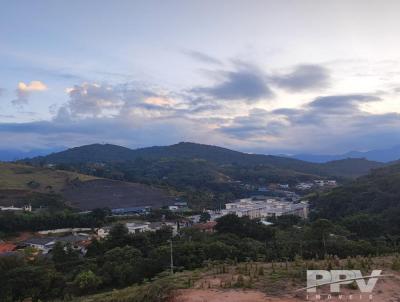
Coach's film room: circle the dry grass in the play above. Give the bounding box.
[0,163,96,193]
[68,256,400,302]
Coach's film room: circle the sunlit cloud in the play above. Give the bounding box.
[11,80,48,106]
[17,81,47,92]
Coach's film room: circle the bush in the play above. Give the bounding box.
[73,270,102,295]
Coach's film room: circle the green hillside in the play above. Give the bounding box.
[25,142,384,178]
[310,163,400,237]
[0,162,96,193]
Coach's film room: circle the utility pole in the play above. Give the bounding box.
[169,239,174,275]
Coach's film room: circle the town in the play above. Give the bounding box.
[0,178,321,258]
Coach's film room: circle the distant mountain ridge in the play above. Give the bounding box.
[293,144,400,163]
[24,142,384,178]
[0,147,65,162]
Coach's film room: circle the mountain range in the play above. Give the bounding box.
[23,142,384,179]
[0,147,64,162]
[292,144,400,163]
[3,143,400,163]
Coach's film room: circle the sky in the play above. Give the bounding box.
[1,0,400,155]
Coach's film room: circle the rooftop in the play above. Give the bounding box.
[0,243,17,254]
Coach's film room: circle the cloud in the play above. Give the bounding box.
[183,50,222,65]
[18,81,47,92]
[59,82,193,123]
[307,94,380,114]
[0,112,219,151]
[271,64,330,92]
[219,108,286,139]
[0,77,398,155]
[215,93,398,153]
[192,64,274,102]
[65,83,124,118]
[12,81,47,106]
[190,63,330,103]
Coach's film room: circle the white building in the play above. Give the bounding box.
[296,182,313,190]
[0,204,32,212]
[221,197,308,219]
[126,222,151,234]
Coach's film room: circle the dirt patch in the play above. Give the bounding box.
[171,278,400,302]
[62,179,173,210]
[170,289,298,302]
[169,261,400,302]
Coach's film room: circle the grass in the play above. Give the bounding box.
[68,272,197,302]
[59,256,400,302]
[0,163,96,193]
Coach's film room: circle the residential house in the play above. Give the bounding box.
[22,234,91,254]
[193,221,217,233]
[22,237,56,254]
[0,243,17,255]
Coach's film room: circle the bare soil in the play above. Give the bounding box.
[62,179,173,210]
[170,265,400,302]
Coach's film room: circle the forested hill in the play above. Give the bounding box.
[310,162,400,236]
[25,142,383,178]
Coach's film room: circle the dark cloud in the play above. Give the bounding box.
[309,94,379,108]
[219,109,285,139]
[270,94,382,127]
[183,50,222,65]
[271,64,330,92]
[216,93,394,153]
[0,113,215,151]
[193,65,274,101]
[306,94,380,115]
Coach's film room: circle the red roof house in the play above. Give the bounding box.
[0,243,17,254]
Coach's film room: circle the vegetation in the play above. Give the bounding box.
[25,142,382,179]
[0,162,96,193]
[17,143,386,211]
[310,162,400,239]
[1,143,398,301]
[0,213,398,301]
[0,208,110,234]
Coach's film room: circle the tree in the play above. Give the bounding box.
[52,242,67,264]
[73,270,102,295]
[199,212,211,223]
[52,242,79,272]
[101,246,143,287]
[270,214,301,229]
[215,214,274,242]
[107,223,130,247]
[310,219,335,258]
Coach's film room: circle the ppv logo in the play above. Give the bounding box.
[304,270,385,293]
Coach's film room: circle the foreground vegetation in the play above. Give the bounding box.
[1,214,399,301]
[69,255,400,302]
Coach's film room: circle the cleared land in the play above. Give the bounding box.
[62,179,173,210]
[72,256,400,302]
[0,163,173,209]
[0,163,96,193]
